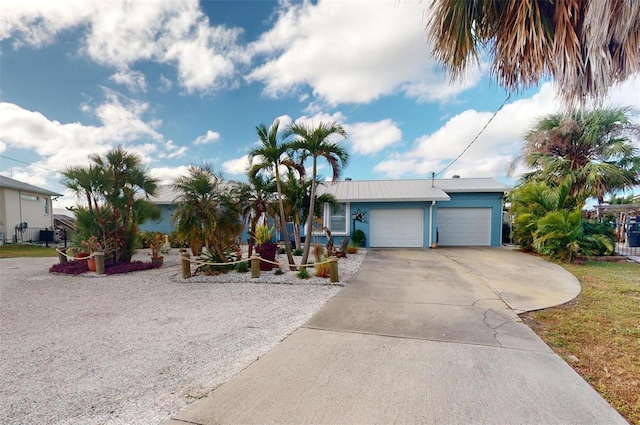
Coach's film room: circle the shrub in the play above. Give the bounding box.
[297,267,310,279]
[346,244,359,254]
[168,230,189,249]
[312,244,324,262]
[197,248,239,275]
[138,231,158,249]
[50,260,88,275]
[352,229,366,246]
[581,220,616,255]
[278,247,285,255]
[234,261,249,273]
[105,261,161,275]
[315,261,330,278]
[274,268,284,275]
[293,248,303,256]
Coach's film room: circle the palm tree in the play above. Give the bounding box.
[280,171,339,250]
[237,174,278,256]
[61,146,159,263]
[428,0,640,107]
[248,120,304,270]
[515,107,640,203]
[172,163,242,260]
[284,121,349,265]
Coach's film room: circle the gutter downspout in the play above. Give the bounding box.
[429,200,435,247]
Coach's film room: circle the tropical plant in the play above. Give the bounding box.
[280,171,339,250]
[533,209,614,262]
[515,107,640,203]
[248,119,304,270]
[315,261,330,278]
[509,180,580,251]
[61,146,160,263]
[428,0,640,107]
[297,267,310,279]
[237,174,277,256]
[150,233,165,258]
[254,225,275,245]
[172,163,242,260]
[351,229,366,246]
[284,121,349,265]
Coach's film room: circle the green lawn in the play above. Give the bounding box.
[522,261,640,425]
[0,244,60,258]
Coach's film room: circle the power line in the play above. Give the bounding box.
[435,94,511,177]
[0,155,56,172]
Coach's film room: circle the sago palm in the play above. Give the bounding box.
[284,121,349,265]
[428,0,640,107]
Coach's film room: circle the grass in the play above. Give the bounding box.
[521,261,640,425]
[0,244,59,258]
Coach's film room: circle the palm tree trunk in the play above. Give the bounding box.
[275,170,297,270]
[301,158,317,265]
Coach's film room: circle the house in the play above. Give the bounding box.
[141,177,511,248]
[314,177,510,248]
[0,175,62,244]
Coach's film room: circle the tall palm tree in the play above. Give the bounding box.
[237,174,278,256]
[515,107,640,203]
[428,0,640,107]
[248,119,304,269]
[284,121,349,265]
[280,171,339,250]
[172,163,242,260]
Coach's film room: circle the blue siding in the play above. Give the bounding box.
[310,201,434,248]
[139,205,174,234]
[433,192,504,246]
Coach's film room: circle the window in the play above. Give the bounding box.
[311,202,349,235]
[328,203,347,233]
[43,198,49,215]
[21,194,39,202]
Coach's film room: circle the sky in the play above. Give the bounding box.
[1,0,639,210]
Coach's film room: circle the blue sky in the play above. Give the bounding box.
[1,0,639,209]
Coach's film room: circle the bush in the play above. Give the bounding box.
[274,268,284,275]
[234,261,249,273]
[138,230,165,249]
[168,230,189,249]
[297,267,310,279]
[197,248,240,275]
[278,247,285,255]
[581,220,616,255]
[50,260,160,275]
[351,229,366,246]
[293,248,303,256]
[315,261,330,278]
[346,244,359,254]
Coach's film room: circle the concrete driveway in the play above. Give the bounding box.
[167,247,627,425]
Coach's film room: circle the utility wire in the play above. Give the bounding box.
[0,154,56,172]
[435,94,511,177]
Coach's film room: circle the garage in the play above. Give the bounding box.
[370,209,423,248]
[437,207,491,246]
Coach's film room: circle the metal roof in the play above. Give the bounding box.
[0,175,63,197]
[316,179,450,202]
[433,178,511,193]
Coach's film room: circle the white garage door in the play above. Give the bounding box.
[438,208,491,246]
[370,209,423,248]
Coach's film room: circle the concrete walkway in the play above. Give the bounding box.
[166,247,628,425]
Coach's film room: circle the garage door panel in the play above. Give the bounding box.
[370,209,423,248]
[438,208,491,246]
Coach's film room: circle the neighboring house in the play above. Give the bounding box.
[314,177,510,248]
[0,175,62,244]
[143,177,510,248]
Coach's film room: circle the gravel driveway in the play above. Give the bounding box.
[0,250,364,424]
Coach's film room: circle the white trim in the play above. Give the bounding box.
[311,202,350,236]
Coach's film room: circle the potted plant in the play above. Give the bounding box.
[254,225,278,271]
[80,235,102,272]
[150,233,165,266]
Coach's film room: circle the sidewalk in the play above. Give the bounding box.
[166,248,628,425]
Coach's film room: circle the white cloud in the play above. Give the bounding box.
[158,75,173,92]
[247,1,477,105]
[193,130,221,145]
[149,165,191,183]
[110,70,147,92]
[1,0,247,93]
[346,119,402,155]
[159,140,187,159]
[222,155,251,175]
[373,83,561,179]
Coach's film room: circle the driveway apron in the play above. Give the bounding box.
[168,248,627,425]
